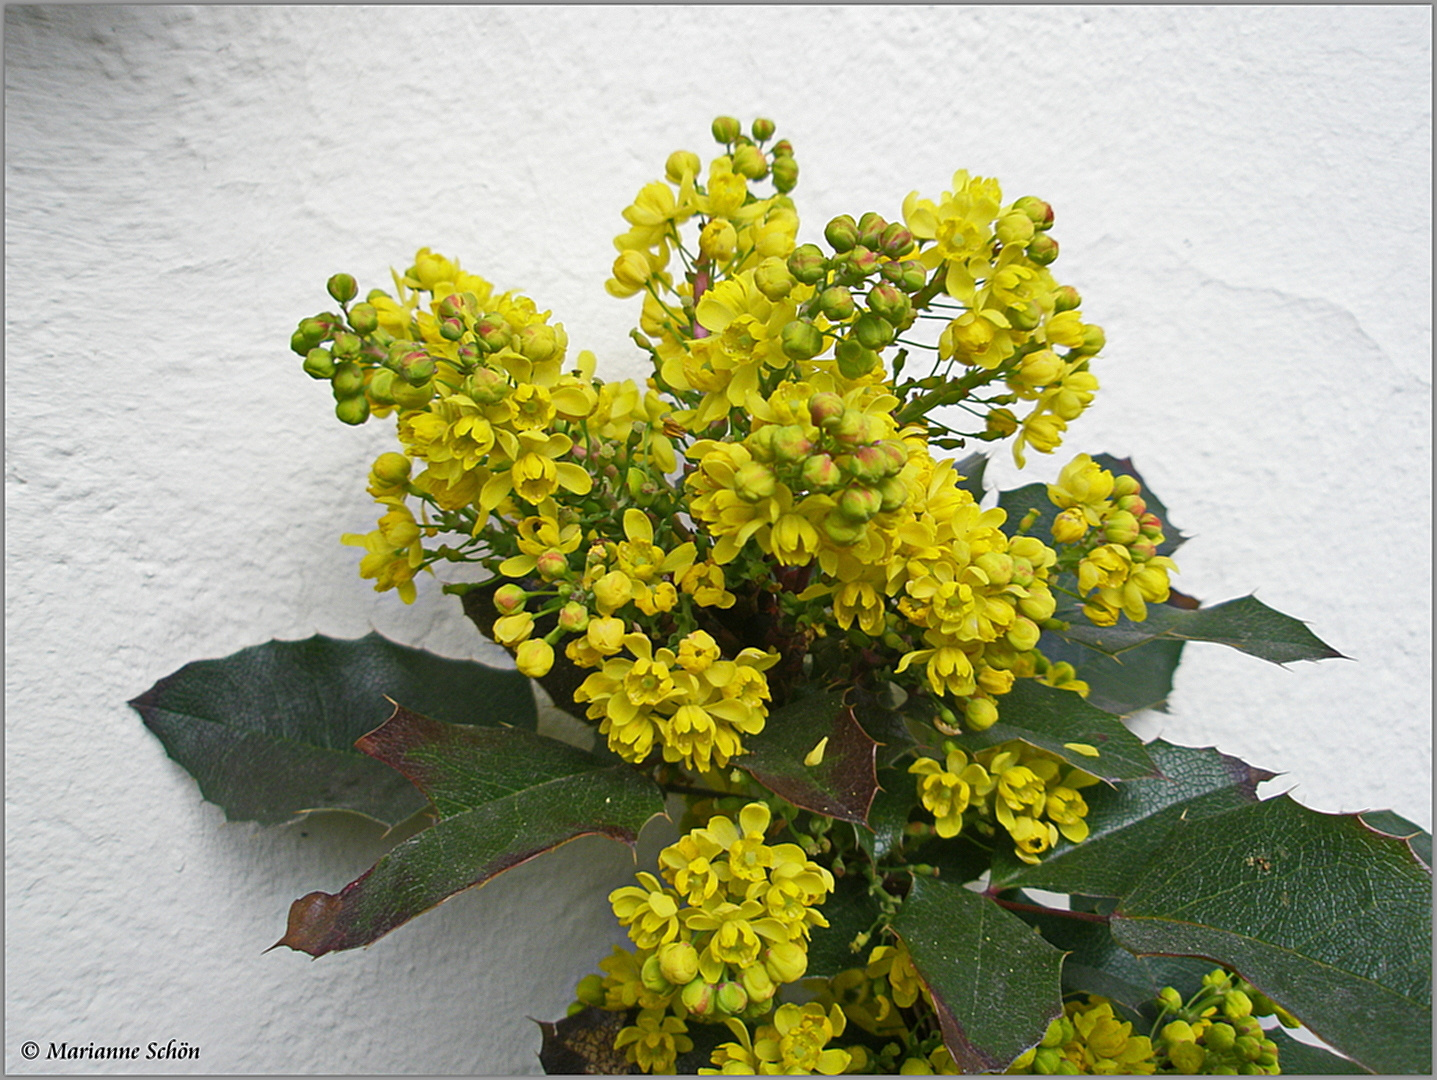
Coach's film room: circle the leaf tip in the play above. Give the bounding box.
[272,890,342,957]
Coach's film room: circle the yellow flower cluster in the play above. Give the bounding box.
[1048,455,1179,626]
[703,1003,853,1075]
[576,802,834,1074]
[903,173,1106,466]
[909,741,1100,864]
[1007,998,1157,1075]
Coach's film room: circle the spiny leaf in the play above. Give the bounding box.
[989,740,1274,896]
[1058,594,1344,666]
[740,691,879,826]
[273,707,664,957]
[1360,809,1432,869]
[1265,1028,1367,1075]
[804,873,884,979]
[893,876,1065,1073]
[952,449,989,503]
[131,632,536,826]
[1111,795,1432,1075]
[1036,629,1185,717]
[959,679,1159,782]
[536,1007,634,1074]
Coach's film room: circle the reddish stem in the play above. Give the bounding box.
[985,890,1110,923]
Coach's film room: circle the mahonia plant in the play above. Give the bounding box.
[134,115,1429,1079]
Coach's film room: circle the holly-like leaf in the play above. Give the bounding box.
[805,873,883,979]
[1058,594,1344,666]
[959,679,1159,782]
[537,1006,635,1074]
[1037,630,1185,717]
[273,707,664,957]
[952,450,989,503]
[1360,809,1432,868]
[740,692,879,826]
[131,632,537,826]
[989,740,1273,896]
[856,767,917,863]
[892,876,1065,1073]
[1111,795,1432,1075]
[1265,1028,1367,1075]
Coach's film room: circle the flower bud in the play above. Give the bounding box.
[347,302,379,334]
[556,601,589,633]
[657,941,700,986]
[847,246,881,278]
[536,550,570,580]
[965,696,999,730]
[801,454,842,492]
[681,977,714,1017]
[763,941,807,984]
[327,273,358,303]
[825,214,859,253]
[835,338,879,379]
[771,424,814,463]
[372,452,411,484]
[715,980,749,1016]
[1026,234,1060,266]
[1224,990,1253,1021]
[822,512,866,546]
[1052,285,1081,314]
[1013,195,1055,230]
[887,260,927,293]
[996,212,1036,247]
[331,361,365,398]
[516,324,559,364]
[846,444,890,483]
[974,551,1014,586]
[298,317,329,350]
[732,143,768,180]
[1019,349,1064,387]
[1076,324,1106,356]
[439,317,465,342]
[851,211,882,249]
[400,350,436,386]
[1157,986,1184,1012]
[754,256,795,301]
[665,149,701,183]
[574,973,605,1007]
[611,249,652,292]
[879,221,916,258]
[785,246,827,287]
[734,461,778,502]
[493,584,527,614]
[1168,1041,1206,1074]
[837,485,883,522]
[334,396,369,425]
[1103,510,1141,545]
[770,320,823,367]
[876,475,908,513]
[868,283,910,325]
[1206,1023,1237,1054]
[464,366,509,404]
[711,116,741,143]
[332,332,362,359]
[831,408,873,446]
[1138,512,1164,539]
[1007,617,1041,652]
[739,963,775,1004]
[746,423,777,463]
[751,117,776,142]
[699,218,738,262]
[771,154,799,193]
[805,392,843,429]
[817,286,856,321]
[474,317,511,354]
[516,638,554,678]
[593,571,633,613]
[1008,302,1043,332]
[303,348,336,380]
[854,312,895,350]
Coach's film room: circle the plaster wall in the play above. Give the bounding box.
[5,6,1430,1074]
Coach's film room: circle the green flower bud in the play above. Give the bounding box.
[855,212,886,250]
[639,951,672,994]
[347,302,379,334]
[331,361,365,398]
[739,963,774,1004]
[751,117,776,142]
[1169,1040,1206,1074]
[809,392,846,429]
[734,461,778,502]
[986,407,1019,438]
[1103,510,1141,545]
[1013,195,1055,230]
[303,348,336,380]
[439,317,465,342]
[665,149,701,183]
[801,453,842,492]
[474,317,511,354]
[1163,1021,1198,1045]
[825,214,859,253]
[1206,1023,1237,1054]
[334,395,370,426]
[837,485,883,522]
[876,475,908,513]
[771,424,814,463]
[771,154,799,193]
[465,366,510,404]
[298,317,329,349]
[400,350,437,386]
[817,286,856,321]
[516,323,559,364]
[1157,986,1184,1012]
[327,273,358,303]
[822,511,867,546]
[832,408,874,447]
[290,329,311,356]
[754,256,795,301]
[835,338,879,379]
[771,138,794,157]
[846,246,881,278]
[681,976,714,1017]
[1026,234,1060,266]
[733,143,768,180]
[854,312,895,350]
[879,222,916,258]
[1008,301,1043,332]
[1033,1047,1063,1074]
[868,283,910,325]
[1052,285,1081,314]
[389,379,434,410]
[1234,1035,1261,1063]
[974,551,1014,586]
[1039,1017,1069,1049]
[711,116,742,143]
[1075,324,1106,356]
[787,244,828,285]
[331,332,361,359]
[844,444,887,483]
[1224,990,1254,1021]
[1113,474,1142,498]
[367,367,397,406]
[715,980,748,1015]
[763,941,807,984]
[965,696,999,730]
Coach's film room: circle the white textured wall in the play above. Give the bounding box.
[6,5,1430,1074]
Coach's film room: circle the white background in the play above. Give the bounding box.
[6,6,1430,1074]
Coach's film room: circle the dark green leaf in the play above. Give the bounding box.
[1111,795,1432,1075]
[1265,1028,1367,1075]
[741,692,879,826]
[131,632,537,826]
[537,1007,635,1074]
[919,833,995,887]
[1360,809,1432,869]
[989,740,1273,896]
[892,876,1065,1073]
[1059,594,1344,666]
[960,679,1159,782]
[805,873,884,979]
[856,767,917,863]
[997,481,1055,542]
[952,450,989,503]
[274,707,664,957]
[1037,630,1185,717]
[1016,907,1216,1019]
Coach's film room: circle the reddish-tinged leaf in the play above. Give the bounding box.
[740,692,879,826]
[273,707,664,957]
[537,1007,635,1074]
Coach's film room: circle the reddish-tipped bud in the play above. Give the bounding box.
[771,424,814,463]
[876,475,908,512]
[732,143,768,180]
[536,551,570,580]
[824,214,859,253]
[808,392,846,429]
[1052,285,1081,313]
[847,444,890,483]
[831,408,873,446]
[681,977,714,1018]
[474,317,511,354]
[847,246,881,277]
[837,485,883,522]
[1026,234,1059,266]
[879,222,916,258]
[439,317,465,342]
[751,117,776,142]
[493,584,526,614]
[347,302,379,335]
[399,350,436,386]
[715,981,748,1016]
[771,155,799,193]
[801,453,842,491]
[1013,195,1055,230]
[787,244,828,285]
[856,212,887,250]
[326,273,358,303]
[711,116,741,143]
[868,283,910,325]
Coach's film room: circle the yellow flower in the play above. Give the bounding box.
[752,1002,851,1076]
[610,871,683,950]
[614,1008,693,1075]
[909,748,991,838]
